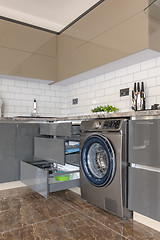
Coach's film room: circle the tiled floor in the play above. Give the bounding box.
[0,187,159,240]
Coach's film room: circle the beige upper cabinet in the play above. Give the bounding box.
[0,19,57,81]
[0,0,159,82]
[57,0,156,81]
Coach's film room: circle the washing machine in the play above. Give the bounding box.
[80,118,132,219]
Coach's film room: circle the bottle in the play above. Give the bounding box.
[137,82,141,111]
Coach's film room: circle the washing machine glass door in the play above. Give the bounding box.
[81,135,116,187]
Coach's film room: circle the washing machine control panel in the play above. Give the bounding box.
[103,120,121,130]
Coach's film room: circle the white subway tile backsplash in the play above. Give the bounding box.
[104,71,114,80]
[4,106,15,113]
[38,95,50,102]
[1,85,8,92]
[127,63,140,74]
[15,93,27,100]
[95,74,105,83]
[21,100,32,107]
[115,68,127,78]
[45,90,55,96]
[134,70,148,81]
[40,83,50,90]
[2,78,14,86]
[33,89,44,95]
[2,92,14,99]
[148,66,160,78]
[99,80,110,89]
[79,80,87,88]
[141,58,156,70]
[157,76,160,85]
[15,106,28,113]
[27,82,40,89]
[22,88,34,94]
[156,56,160,66]
[86,77,96,86]
[8,86,21,93]
[147,86,160,97]
[95,89,105,97]
[91,83,100,91]
[15,80,27,88]
[105,87,115,96]
[147,96,157,109]
[110,77,120,87]
[120,74,133,84]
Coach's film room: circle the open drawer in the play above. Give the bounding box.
[21,160,80,199]
[34,137,80,166]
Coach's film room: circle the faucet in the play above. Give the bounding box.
[31,98,38,117]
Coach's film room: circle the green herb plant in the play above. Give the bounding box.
[91,105,119,113]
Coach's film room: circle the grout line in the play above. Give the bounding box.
[1,211,75,235]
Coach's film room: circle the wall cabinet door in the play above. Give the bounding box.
[57,0,150,81]
[74,12,148,76]
[0,19,57,81]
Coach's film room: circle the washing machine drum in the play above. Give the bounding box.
[81,135,116,187]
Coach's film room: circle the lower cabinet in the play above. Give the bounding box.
[21,160,80,199]
[21,121,80,198]
[0,122,40,183]
[128,166,160,222]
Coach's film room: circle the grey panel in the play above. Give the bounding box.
[72,125,80,135]
[65,153,79,166]
[40,122,72,137]
[128,167,160,221]
[16,123,40,159]
[34,137,65,165]
[129,119,160,167]
[21,161,49,199]
[0,123,40,183]
[0,123,16,183]
[49,179,80,192]
[15,123,40,178]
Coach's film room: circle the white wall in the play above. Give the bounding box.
[0,56,160,117]
[63,57,160,116]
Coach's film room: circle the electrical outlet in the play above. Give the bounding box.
[72,98,78,104]
[120,88,129,97]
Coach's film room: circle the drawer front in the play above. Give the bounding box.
[128,166,160,221]
[72,125,80,135]
[21,160,80,199]
[34,137,65,165]
[40,123,80,137]
[40,122,72,137]
[49,178,80,192]
[65,153,79,166]
[129,119,160,167]
[21,161,49,199]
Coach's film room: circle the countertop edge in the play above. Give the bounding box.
[0,110,160,122]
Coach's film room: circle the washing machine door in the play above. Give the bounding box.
[81,134,116,187]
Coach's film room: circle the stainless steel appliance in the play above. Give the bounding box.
[80,118,132,219]
[128,116,160,222]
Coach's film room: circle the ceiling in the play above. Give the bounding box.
[0,0,100,32]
